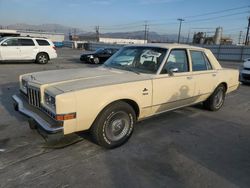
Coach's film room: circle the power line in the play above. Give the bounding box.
[184,5,249,18]
[186,11,249,23]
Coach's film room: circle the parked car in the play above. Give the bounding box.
[13,44,239,148]
[239,58,250,84]
[80,48,118,64]
[0,36,57,64]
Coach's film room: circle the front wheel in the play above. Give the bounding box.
[91,101,136,149]
[203,85,226,111]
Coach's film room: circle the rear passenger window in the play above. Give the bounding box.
[191,51,212,71]
[36,39,50,46]
[19,39,35,46]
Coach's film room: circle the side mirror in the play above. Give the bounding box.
[1,42,7,46]
[169,67,179,76]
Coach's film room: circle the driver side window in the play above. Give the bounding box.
[4,38,19,46]
[161,49,189,74]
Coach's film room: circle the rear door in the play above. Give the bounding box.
[0,38,20,60]
[189,50,218,100]
[18,39,38,60]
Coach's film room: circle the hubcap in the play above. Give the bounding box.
[105,111,130,142]
[39,55,47,63]
[214,88,224,108]
[94,58,99,64]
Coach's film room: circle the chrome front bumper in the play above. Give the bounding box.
[12,94,63,134]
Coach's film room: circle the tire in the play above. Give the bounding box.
[92,57,100,64]
[36,53,49,64]
[28,118,37,130]
[203,84,226,111]
[91,101,136,149]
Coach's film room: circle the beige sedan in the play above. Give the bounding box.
[13,44,239,148]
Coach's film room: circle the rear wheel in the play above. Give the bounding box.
[36,53,49,64]
[91,101,136,149]
[203,84,226,111]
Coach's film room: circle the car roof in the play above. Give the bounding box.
[126,43,206,51]
[3,36,49,40]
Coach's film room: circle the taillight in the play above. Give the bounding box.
[52,46,56,50]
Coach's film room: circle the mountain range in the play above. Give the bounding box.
[3,23,182,42]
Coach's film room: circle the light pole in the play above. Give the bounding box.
[177,18,184,43]
[245,17,250,45]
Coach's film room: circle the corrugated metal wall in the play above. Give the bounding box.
[86,42,250,61]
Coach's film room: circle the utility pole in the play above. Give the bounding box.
[144,21,148,44]
[95,26,100,42]
[74,28,76,36]
[146,26,150,42]
[245,17,250,45]
[186,29,191,44]
[177,18,184,43]
[238,31,243,45]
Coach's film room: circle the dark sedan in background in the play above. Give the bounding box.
[80,48,118,64]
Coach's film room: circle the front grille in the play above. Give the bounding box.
[41,106,56,119]
[244,67,250,71]
[27,87,41,108]
[242,73,250,80]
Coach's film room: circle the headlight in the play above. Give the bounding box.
[44,93,56,109]
[87,55,94,59]
[21,79,28,94]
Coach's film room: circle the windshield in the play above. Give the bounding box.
[0,37,6,43]
[104,46,167,74]
[95,48,104,53]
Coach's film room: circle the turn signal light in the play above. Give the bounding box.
[55,113,76,121]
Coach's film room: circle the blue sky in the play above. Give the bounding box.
[0,0,249,38]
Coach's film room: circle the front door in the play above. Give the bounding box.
[152,49,195,114]
[0,38,20,60]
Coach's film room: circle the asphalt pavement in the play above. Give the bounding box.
[0,48,249,188]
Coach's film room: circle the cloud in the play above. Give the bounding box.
[139,0,180,5]
[91,0,113,5]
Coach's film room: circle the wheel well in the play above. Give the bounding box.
[36,52,50,60]
[219,82,228,92]
[102,99,140,119]
[121,99,140,118]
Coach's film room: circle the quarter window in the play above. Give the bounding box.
[190,51,212,71]
[161,49,189,74]
[18,39,35,46]
[36,39,50,46]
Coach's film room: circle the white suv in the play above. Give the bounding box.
[0,37,57,64]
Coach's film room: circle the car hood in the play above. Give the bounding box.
[24,67,151,92]
[243,61,250,68]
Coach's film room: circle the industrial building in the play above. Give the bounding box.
[192,27,233,45]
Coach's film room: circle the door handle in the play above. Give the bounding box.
[186,76,193,80]
[212,73,217,77]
